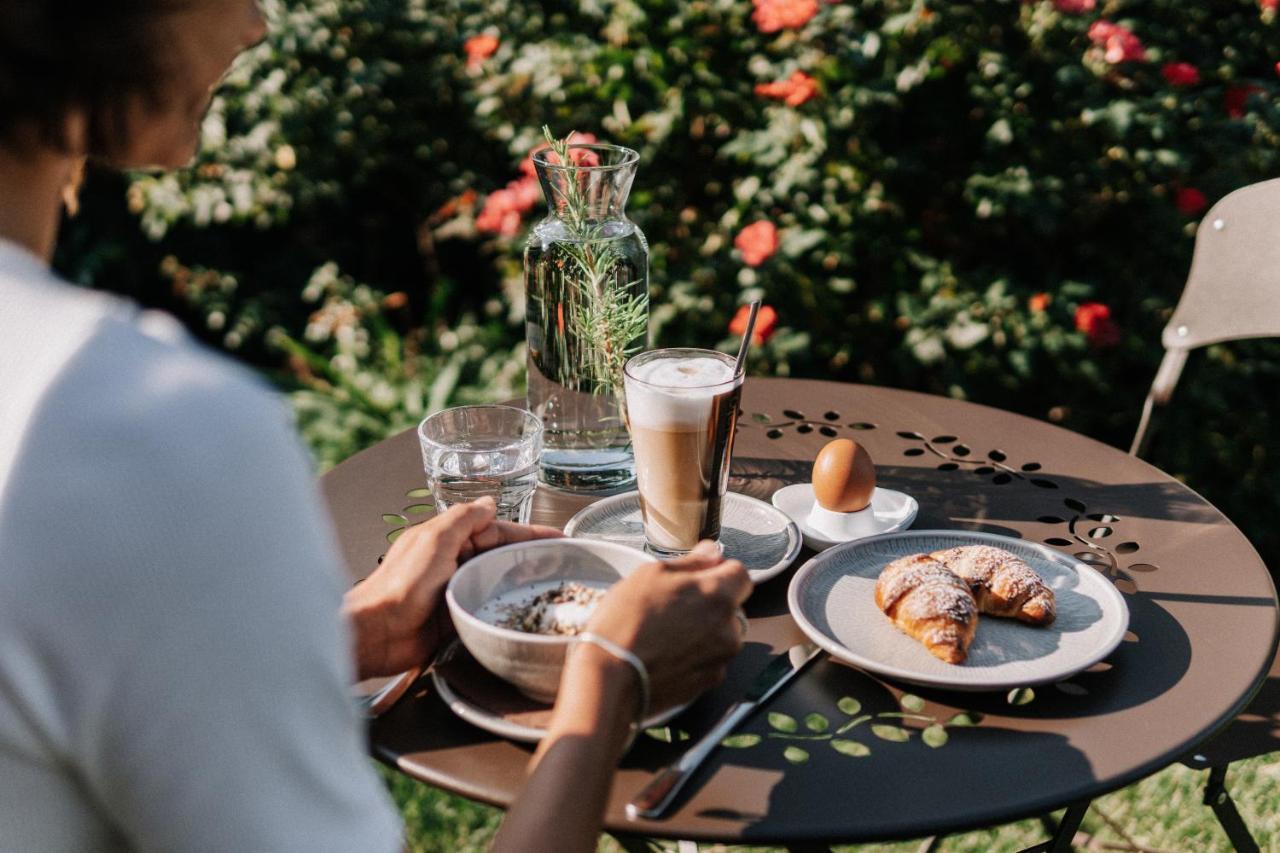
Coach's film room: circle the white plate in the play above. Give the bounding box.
[772,484,919,551]
[564,491,802,584]
[431,641,688,744]
[787,530,1130,692]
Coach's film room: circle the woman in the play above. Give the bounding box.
[0,2,750,851]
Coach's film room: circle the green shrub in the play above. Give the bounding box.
[57,0,1280,564]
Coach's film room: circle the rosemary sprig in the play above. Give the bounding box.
[539,127,648,398]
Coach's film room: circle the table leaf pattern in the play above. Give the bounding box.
[712,690,982,764]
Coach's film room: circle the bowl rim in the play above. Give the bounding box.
[445,537,653,646]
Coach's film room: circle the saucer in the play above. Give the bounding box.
[431,640,688,744]
[563,491,802,584]
[771,484,918,551]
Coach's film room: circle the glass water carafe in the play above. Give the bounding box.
[525,142,649,493]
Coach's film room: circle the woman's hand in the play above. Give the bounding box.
[493,542,752,853]
[342,497,562,680]
[582,540,753,712]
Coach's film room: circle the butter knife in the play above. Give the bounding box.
[625,643,822,821]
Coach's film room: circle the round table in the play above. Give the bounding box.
[321,378,1278,846]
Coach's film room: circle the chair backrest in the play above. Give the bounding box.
[1130,177,1280,456]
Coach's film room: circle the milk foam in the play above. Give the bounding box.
[626,355,738,429]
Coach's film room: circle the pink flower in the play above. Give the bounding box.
[475,176,543,237]
[1054,0,1096,13]
[751,0,819,33]
[1226,84,1263,118]
[475,188,523,237]
[1161,62,1200,87]
[735,221,780,267]
[1175,187,1208,216]
[1075,302,1120,348]
[520,131,600,177]
[509,175,541,211]
[1087,21,1147,64]
[464,34,499,69]
[754,71,820,107]
[729,304,779,344]
[1029,293,1051,313]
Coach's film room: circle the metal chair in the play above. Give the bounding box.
[1130,177,1280,852]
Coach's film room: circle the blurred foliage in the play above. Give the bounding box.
[55,0,1279,565]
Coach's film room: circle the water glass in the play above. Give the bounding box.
[418,405,543,523]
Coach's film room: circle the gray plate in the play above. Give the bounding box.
[787,530,1130,691]
[564,491,803,584]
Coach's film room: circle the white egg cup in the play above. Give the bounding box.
[807,501,881,540]
[772,484,919,552]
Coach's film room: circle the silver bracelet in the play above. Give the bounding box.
[575,632,650,751]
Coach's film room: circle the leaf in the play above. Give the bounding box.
[783,746,810,764]
[768,712,798,733]
[405,487,432,498]
[837,696,862,716]
[1008,687,1036,706]
[804,713,829,733]
[871,724,910,742]
[831,739,871,757]
[899,693,925,712]
[645,726,674,743]
[382,513,407,525]
[751,412,772,424]
[721,733,761,749]
[403,504,434,515]
[946,711,985,727]
[922,725,949,748]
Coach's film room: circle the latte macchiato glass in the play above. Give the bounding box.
[623,348,744,557]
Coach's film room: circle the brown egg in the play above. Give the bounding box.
[812,439,876,512]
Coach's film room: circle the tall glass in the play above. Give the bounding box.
[623,348,744,557]
[525,142,649,494]
[418,405,542,523]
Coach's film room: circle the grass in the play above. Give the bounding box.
[383,753,1280,852]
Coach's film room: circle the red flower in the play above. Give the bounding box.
[752,0,819,33]
[1054,0,1095,12]
[1264,0,1279,10]
[1175,187,1208,216]
[735,221,780,267]
[1275,62,1280,77]
[1029,293,1051,313]
[754,71,820,107]
[1161,62,1200,87]
[519,131,600,177]
[464,34,499,69]
[1087,21,1147,64]
[1226,84,1263,118]
[1074,302,1120,347]
[730,304,779,344]
[475,176,542,237]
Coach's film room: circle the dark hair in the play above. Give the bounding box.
[0,1,182,156]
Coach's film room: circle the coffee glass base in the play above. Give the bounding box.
[643,539,724,560]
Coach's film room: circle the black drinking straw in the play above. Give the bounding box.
[733,300,761,377]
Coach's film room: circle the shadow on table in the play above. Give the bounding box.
[731,456,1223,532]
[644,656,1100,843]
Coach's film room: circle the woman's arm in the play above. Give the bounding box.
[492,644,638,853]
[495,542,753,853]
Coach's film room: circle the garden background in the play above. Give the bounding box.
[56,0,1280,849]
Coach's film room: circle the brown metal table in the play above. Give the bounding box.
[321,378,1277,846]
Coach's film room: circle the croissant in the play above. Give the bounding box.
[875,554,979,664]
[929,545,1056,626]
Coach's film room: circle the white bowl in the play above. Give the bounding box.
[445,538,652,702]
